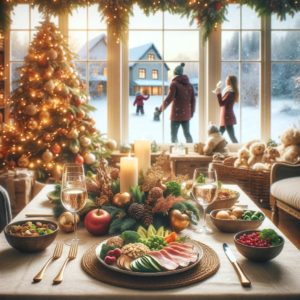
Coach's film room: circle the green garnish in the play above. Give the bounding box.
[196,174,205,183]
[100,244,116,259]
[259,229,282,246]
[140,236,167,250]
[121,230,140,244]
[164,181,181,197]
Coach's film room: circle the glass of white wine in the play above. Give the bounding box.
[61,163,87,244]
[191,166,218,233]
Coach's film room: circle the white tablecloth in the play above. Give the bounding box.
[0,184,299,300]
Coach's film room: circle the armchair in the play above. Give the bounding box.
[270,162,300,226]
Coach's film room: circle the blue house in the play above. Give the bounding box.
[79,35,170,97]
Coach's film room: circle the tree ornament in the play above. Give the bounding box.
[24,104,38,116]
[44,65,54,79]
[67,128,79,139]
[44,80,55,93]
[80,136,91,147]
[84,152,96,165]
[18,155,30,168]
[127,203,145,220]
[60,85,69,97]
[58,212,80,233]
[39,110,50,121]
[51,143,62,155]
[43,133,52,142]
[58,128,68,136]
[69,144,80,154]
[112,192,131,208]
[110,168,120,180]
[39,54,48,66]
[79,125,86,132]
[27,119,38,130]
[169,209,190,232]
[47,48,58,60]
[75,154,84,164]
[77,109,86,119]
[105,139,118,151]
[42,149,54,163]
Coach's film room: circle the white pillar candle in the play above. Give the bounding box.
[134,140,151,175]
[120,156,138,193]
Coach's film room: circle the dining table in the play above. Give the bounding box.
[0,184,300,300]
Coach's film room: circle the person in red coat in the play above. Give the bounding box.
[213,75,239,143]
[133,92,150,115]
[159,63,195,143]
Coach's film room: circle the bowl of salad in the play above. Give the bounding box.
[4,220,58,252]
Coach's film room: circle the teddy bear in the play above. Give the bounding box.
[262,147,280,166]
[277,128,300,163]
[248,142,266,167]
[234,147,250,168]
[203,125,229,156]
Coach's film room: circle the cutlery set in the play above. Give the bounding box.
[33,241,78,285]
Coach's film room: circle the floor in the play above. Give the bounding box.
[261,207,300,250]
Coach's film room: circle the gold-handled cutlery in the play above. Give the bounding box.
[33,242,63,283]
[53,240,78,285]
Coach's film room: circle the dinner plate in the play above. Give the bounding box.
[95,239,203,277]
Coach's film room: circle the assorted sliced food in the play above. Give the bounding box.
[98,225,200,274]
[214,208,264,221]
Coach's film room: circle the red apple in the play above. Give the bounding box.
[84,209,111,236]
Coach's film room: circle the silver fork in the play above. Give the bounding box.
[33,242,63,283]
[53,240,78,285]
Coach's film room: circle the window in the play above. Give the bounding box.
[138,68,146,79]
[152,69,158,79]
[221,4,261,142]
[69,5,108,133]
[148,53,155,61]
[128,5,199,143]
[271,14,300,141]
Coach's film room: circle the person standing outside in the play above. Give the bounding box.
[159,63,195,143]
[133,91,150,115]
[213,75,239,143]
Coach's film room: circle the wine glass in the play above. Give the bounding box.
[61,163,87,244]
[191,166,218,233]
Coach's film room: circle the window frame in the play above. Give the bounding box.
[138,68,146,79]
[152,69,158,79]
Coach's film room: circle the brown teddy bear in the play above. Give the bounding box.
[234,148,250,168]
[248,142,266,167]
[262,147,280,165]
[203,125,228,156]
[277,128,300,163]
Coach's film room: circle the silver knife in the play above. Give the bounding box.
[223,243,251,287]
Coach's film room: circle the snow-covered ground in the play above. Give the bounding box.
[90,96,300,143]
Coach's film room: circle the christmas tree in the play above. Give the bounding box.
[0,19,111,181]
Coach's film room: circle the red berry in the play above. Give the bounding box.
[104,255,116,265]
[113,248,122,258]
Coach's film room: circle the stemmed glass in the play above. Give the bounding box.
[191,166,218,233]
[61,163,87,244]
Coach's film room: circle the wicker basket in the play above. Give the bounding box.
[212,161,270,208]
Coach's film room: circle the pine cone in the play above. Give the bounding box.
[128,203,145,220]
[149,187,163,199]
[142,213,153,228]
[95,195,109,207]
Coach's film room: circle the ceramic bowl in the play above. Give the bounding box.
[207,189,239,213]
[210,209,265,233]
[234,230,284,262]
[4,219,58,252]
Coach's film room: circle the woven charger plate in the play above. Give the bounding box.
[81,242,220,290]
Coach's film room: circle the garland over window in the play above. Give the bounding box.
[1,0,300,41]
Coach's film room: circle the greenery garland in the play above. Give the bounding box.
[1,1,299,42]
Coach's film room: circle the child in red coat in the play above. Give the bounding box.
[133,92,150,115]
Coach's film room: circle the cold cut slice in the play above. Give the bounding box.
[148,251,179,271]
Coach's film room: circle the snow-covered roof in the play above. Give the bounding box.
[78,33,106,57]
[134,79,169,86]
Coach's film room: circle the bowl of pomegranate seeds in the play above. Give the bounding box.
[234,229,284,262]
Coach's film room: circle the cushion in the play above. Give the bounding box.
[271,177,300,210]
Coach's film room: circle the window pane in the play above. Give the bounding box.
[271,63,300,141]
[75,62,87,84]
[272,14,300,29]
[242,6,260,29]
[164,31,198,61]
[272,31,300,61]
[69,31,87,60]
[69,7,87,29]
[240,63,261,142]
[130,5,162,29]
[88,31,107,60]
[10,31,29,60]
[11,5,29,29]
[222,31,239,60]
[10,62,23,91]
[88,5,107,29]
[242,31,260,60]
[164,12,197,29]
[222,4,240,29]
[31,6,58,28]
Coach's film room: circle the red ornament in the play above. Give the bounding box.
[67,113,75,122]
[215,2,223,11]
[77,109,85,119]
[75,154,84,164]
[73,97,83,106]
[51,143,62,154]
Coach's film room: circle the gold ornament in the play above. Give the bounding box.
[84,152,96,165]
[18,155,29,168]
[27,119,38,130]
[69,144,80,154]
[105,139,118,151]
[58,212,80,233]
[47,48,58,60]
[112,192,131,208]
[169,209,190,232]
[44,66,54,79]
[39,110,50,120]
[24,104,37,116]
[80,136,91,147]
[42,149,54,163]
[79,125,86,132]
[43,133,52,142]
[44,80,55,93]
[67,128,79,139]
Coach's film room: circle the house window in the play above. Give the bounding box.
[148,53,155,61]
[221,4,262,142]
[152,69,158,79]
[69,5,108,133]
[138,68,146,79]
[271,14,300,141]
[128,5,199,143]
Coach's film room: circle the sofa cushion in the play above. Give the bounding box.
[271,177,300,210]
